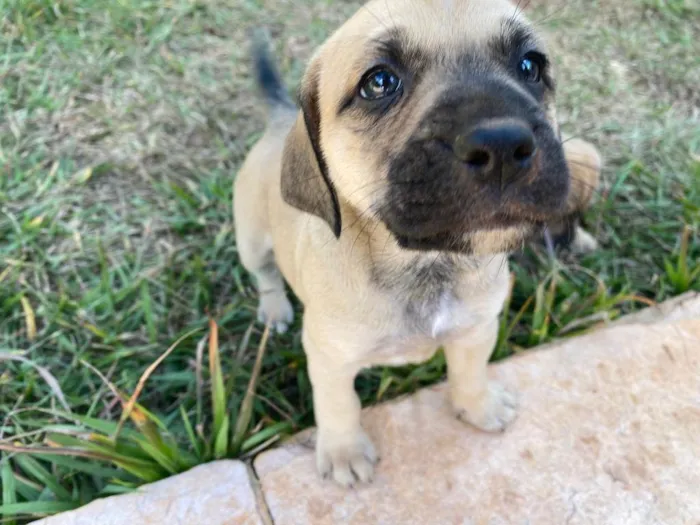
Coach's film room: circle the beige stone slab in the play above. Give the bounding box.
[33,460,267,525]
[611,291,700,326]
[255,320,700,525]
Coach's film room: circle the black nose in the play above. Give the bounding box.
[453,119,536,186]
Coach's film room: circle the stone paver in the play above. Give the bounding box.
[611,291,700,326]
[254,319,700,525]
[32,295,700,525]
[33,460,267,525]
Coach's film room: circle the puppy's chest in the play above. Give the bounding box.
[378,255,478,335]
[354,254,508,368]
[365,265,483,366]
[365,290,477,366]
[404,285,464,339]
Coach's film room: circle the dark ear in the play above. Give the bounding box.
[280,62,342,238]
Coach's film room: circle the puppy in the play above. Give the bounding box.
[234,0,601,487]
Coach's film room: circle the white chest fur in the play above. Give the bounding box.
[356,255,510,368]
[427,291,468,338]
[359,290,488,368]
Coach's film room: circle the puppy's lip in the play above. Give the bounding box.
[389,215,531,247]
[392,219,544,253]
[387,208,557,238]
[394,231,460,252]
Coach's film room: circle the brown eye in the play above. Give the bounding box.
[359,68,402,100]
[518,53,543,83]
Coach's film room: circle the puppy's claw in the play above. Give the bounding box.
[330,464,357,488]
[454,382,519,433]
[316,429,378,488]
[350,455,376,483]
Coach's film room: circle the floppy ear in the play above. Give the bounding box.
[562,136,602,214]
[543,137,602,253]
[280,61,342,237]
[547,98,602,212]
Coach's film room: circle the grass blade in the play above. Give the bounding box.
[12,455,72,501]
[529,279,547,346]
[495,272,516,359]
[213,415,230,459]
[140,280,157,344]
[131,438,179,474]
[0,354,70,413]
[30,455,125,480]
[19,296,37,341]
[195,334,207,433]
[0,501,79,517]
[240,420,293,453]
[13,476,41,502]
[1,458,18,525]
[376,373,394,402]
[179,405,201,458]
[231,324,271,453]
[208,319,227,452]
[127,405,177,469]
[53,413,136,441]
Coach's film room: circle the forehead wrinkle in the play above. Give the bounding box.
[494,17,543,55]
[369,27,409,63]
[368,26,436,70]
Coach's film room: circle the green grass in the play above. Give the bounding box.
[1,0,699,521]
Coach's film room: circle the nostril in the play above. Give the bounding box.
[513,142,535,162]
[465,148,491,168]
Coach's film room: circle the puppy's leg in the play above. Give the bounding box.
[234,195,293,333]
[250,250,294,333]
[570,225,599,254]
[303,324,378,487]
[545,215,599,255]
[241,246,293,333]
[561,137,603,254]
[444,319,518,432]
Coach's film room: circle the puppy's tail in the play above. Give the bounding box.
[249,29,294,112]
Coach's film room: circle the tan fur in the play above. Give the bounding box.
[552,135,603,253]
[563,136,602,214]
[234,0,602,487]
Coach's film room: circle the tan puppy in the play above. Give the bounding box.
[234,0,601,487]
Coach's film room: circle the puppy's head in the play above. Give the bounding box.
[281,0,570,255]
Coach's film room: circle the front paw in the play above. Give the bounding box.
[257,292,294,333]
[571,226,599,254]
[316,428,378,488]
[453,382,519,433]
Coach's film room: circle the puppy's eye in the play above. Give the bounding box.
[359,68,402,100]
[518,53,544,83]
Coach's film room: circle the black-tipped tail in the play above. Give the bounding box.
[250,29,293,109]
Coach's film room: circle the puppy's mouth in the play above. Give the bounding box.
[394,231,460,252]
[388,211,546,253]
